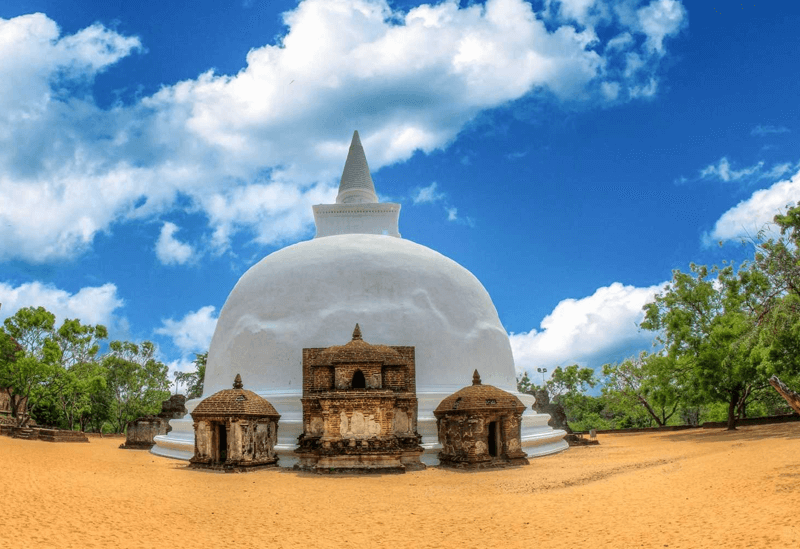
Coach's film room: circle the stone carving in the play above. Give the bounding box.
[531,389,572,434]
[295,324,425,473]
[434,370,529,469]
[120,416,168,450]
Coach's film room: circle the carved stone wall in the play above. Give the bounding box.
[295,325,424,473]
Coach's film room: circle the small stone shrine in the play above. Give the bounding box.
[434,370,529,469]
[190,374,280,471]
[295,324,424,473]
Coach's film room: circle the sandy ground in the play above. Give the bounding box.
[1,424,798,549]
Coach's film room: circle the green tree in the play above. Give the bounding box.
[46,319,109,430]
[641,263,766,430]
[0,307,59,426]
[601,352,681,427]
[174,351,206,399]
[103,340,170,433]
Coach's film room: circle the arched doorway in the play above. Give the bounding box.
[352,369,366,389]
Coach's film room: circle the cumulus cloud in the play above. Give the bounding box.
[635,0,686,53]
[509,281,665,376]
[155,305,218,356]
[705,167,800,244]
[0,281,123,326]
[155,222,196,265]
[0,1,687,263]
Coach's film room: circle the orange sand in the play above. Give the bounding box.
[1,424,798,549]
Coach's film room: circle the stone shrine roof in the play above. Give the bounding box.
[434,370,526,414]
[311,324,407,366]
[192,374,280,418]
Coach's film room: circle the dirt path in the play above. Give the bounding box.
[1,423,798,548]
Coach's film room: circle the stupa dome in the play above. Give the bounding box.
[152,131,567,464]
[202,233,517,397]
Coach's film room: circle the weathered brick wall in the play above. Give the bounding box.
[191,417,279,469]
[437,409,527,468]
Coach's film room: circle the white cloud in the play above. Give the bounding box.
[446,207,459,221]
[705,167,800,244]
[155,305,218,355]
[699,157,764,183]
[628,76,658,98]
[509,281,665,376]
[156,222,196,265]
[600,81,621,100]
[0,1,686,263]
[751,125,790,136]
[0,281,123,327]
[636,0,686,53]
[606,32,634,51]
[412,182,446,204]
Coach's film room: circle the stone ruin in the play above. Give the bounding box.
[120,394,187,450]
[434,370,529,469]
[190,375,280,472]
[530,388,597,446]
[295,324,425,473]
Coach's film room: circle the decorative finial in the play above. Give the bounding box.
[472,369,481,385]
[352,323,362,340]
[233,373,243,389]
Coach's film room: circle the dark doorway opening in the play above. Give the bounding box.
[352,369,366,389]
[217,423,227,463]
[488,421,498,457]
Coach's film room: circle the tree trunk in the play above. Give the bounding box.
[726,389,740,430]
[769,376,800,415]
[638,396,665,427]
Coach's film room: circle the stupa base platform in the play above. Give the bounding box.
[152,391,569,466]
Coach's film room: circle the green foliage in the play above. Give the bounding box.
[103,340,170,433]
[0,307,58,426]
[174,352,206,399]
[1,305,170,432]
[602,352,681,427]
[641,262,766,430]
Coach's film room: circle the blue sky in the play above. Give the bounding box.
[1,0,798,387]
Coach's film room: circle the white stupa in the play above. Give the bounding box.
[152,131,567,465]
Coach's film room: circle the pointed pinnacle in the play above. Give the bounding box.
[233,373,243,390]
[472,369,481,386]
[352,323,362,340]
[336,130,378,204]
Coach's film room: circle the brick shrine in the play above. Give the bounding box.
[190,374,280,472]
[295,324,424,473]
[434,370,529,469]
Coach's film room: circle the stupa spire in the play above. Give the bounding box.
[352,323,363,341]
[472,370,482,386]
[336,130,378,204]
[233,373,243,389]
